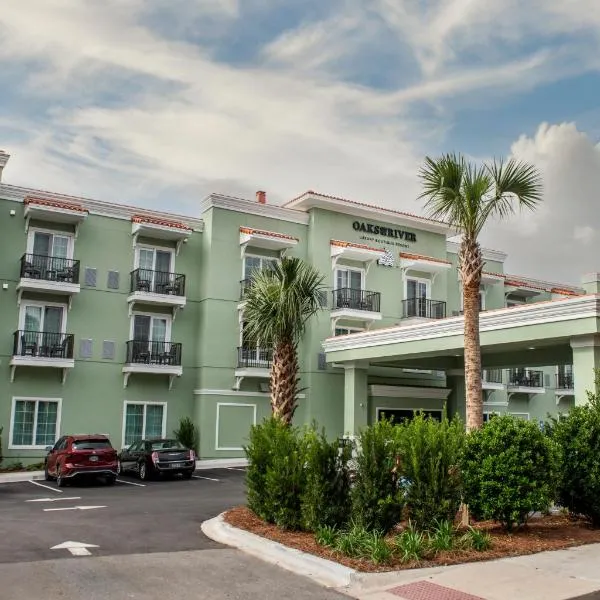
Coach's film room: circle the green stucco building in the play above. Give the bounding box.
[0,149,595,463]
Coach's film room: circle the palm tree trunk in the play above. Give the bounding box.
[270,338,299,425]
[459,238,484,431]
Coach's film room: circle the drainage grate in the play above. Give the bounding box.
[388,581,485,600]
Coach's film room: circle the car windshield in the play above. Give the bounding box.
[72,439,112,450]
[150,440,185,451]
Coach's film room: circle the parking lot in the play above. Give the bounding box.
[0,467,247,564]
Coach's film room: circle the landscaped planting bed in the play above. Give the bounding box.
[225,506,600,572]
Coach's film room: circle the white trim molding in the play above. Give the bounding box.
[215,402,257,451]
[368,384,451,400]
[121,401,167,449]
[194,389,306,398]
[446,240,507,263]
[323,294,600,353]
[9,396,62,450]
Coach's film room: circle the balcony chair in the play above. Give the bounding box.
[136,278,151,292]
[157,345,178,365]
[49,337,69,359]
[56,266,75,283]
[359,294,374,311]
[23,261,42,279]
[20,335,38,356]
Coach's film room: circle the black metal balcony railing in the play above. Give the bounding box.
[332,288,381,313]
[20,254,80,284]
[125,340,182,366]
[402,298,447,319]
[130,269,186,296]
[556,372,574,389]
[237,346,273,369]
[483,369,503,384]
[13,330,74,359]
[507,369,544,388]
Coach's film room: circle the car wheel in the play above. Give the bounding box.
[44,462,54,482]
[182,470,194,480]
[116,460,122,475]
[138,461,149,481]
[56,466,65,488]
[105,475,116,486]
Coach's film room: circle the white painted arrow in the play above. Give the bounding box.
[44,505,106,512]
[51,541,99,557]
[26,496,81,503]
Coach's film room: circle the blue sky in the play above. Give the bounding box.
[0,0,599,282]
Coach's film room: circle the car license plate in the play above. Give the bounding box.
[170,462,182,468]
[89,456,99,462]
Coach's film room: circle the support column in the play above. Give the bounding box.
[343,362,369,437]
[446,369,466,421]
[570,335,600,405]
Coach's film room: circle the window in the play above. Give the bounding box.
[72,439,113,450]
[20,303,65,334]
[404,277,430,317]
[335,267,363,291]
[244,255,277,280]
[9,398,61,448]
[27,230,73,260]
[131,314,170,343]
[136,246,173,273]
[334,327,363,336]
[240,321,270,365]
[123,402,166,446]
[483,412,498,424]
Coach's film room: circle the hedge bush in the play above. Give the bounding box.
[461,414,559,531]
[396,413,464,530]
[351,419,404,533]
[301,428,351,531]
[548,376,600,524]
[173,417,199,453]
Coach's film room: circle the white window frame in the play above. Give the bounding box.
[121,401,167,449]
[242,253,279,280]
[26,227,74,259]
[134,243,175,272]
[404,276,430,299]
[215,402,257,451]
[18,300,68,334]
[9,397,62,449]
[508,412,530,420]
[334,326,364,336]
[129,311,172,343]
[460,289,485,311]
[375,407,443,422]
[333,266,365,291]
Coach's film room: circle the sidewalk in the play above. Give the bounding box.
[203,513,600,600]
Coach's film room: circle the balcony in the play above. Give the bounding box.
[330,288,382,330]
[234,346,272,390]
[507,369,545,399]
[555,370,574,403]
[401,298,447,321]
[17,254,81,305]
[10,330,75,383]
[127,269,186,317]
[122,340,183,389]
[240,278,252,300]
[482,368,505,390]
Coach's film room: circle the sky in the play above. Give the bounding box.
[1,0,600,285]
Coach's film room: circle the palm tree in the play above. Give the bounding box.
[243,257,325,424]
[419,153,542,430]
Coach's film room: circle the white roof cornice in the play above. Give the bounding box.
[323,294,600,353]
[200,193,309,225]
[0,183,204,231]
[446,240,507,263]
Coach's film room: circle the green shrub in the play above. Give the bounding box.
[362,530,393,564]
[428,519,454,552]
[351,420,404,533]
[394,524,427,563]
[547,375,600,524]
[461,414,559,531]
[173,417,199,453]
[301,428,351,531]
[334,521,371,557]
[315,525,338,547]
[396,412,464,530]
[460,527,492,551]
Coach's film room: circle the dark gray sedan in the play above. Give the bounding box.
[118,439,196,481]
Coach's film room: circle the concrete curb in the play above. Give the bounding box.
[0,471,44,483]
[201,513,357,588]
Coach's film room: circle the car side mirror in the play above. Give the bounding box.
[45,445,53,453]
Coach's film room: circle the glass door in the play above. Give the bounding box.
[137,248,172,292]
[132,315,168,362]
[335,268,363,308]
[32,233,70,278]
[22,305,64,356]
[406,279,428,317]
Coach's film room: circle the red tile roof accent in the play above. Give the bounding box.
[400,252,451,265]
[132,214,192,231]
[24,196,88,213]
[551,287,581,296]
[504,278,547,291]
[285,190,450,226]
[482,270,505,278]
[239,226,298,241]
[330,239,385,253]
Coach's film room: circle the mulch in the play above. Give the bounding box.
[224,506,600,572]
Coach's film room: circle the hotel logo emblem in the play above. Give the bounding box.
[378,249,395,267]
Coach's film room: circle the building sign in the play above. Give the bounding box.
[352,220,417,250]
[377,249,395,267]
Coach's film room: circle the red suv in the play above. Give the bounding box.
[44,434,119,487]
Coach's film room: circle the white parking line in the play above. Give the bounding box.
[26,496,81,503]
[116,478,146,487]
[28,480,62,493]
[225,467,246,472]
[192,475,220,482]
[44,505,106,512]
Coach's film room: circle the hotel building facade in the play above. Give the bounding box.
[0,150,595,463]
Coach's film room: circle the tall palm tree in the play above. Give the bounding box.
[243,257,325,424]
[419,153,542,430]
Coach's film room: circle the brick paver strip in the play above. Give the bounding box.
[388,580,486,600]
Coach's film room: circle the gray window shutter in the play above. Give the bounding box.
[84,267,97,287]
[102,340,115,359]
[107,271,120,290]
[317,352,327,370]
[79,339,93,358]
